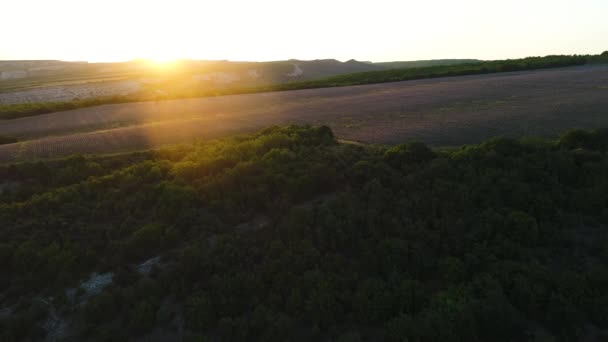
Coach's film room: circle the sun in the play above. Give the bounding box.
[142,56,180,71]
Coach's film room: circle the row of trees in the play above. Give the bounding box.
[275,55,593,90]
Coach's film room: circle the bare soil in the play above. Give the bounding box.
[0,65,607,163]
[0,79,141,104]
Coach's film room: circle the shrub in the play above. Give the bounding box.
[0,136,17,145]
[559,128,608,150]
[384,141,435,168]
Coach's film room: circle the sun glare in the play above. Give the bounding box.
[143,57,180,70]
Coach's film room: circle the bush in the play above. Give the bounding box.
[0,136,17,145]
[84,292,117,324]
[384,141,435,167]
[559,128,608,151]
[128,300,158,334]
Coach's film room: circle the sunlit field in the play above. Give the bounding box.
[1,63,608,163]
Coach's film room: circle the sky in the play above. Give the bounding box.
[1,0,607,63]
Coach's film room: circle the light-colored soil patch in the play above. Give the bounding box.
[0,80,141,105]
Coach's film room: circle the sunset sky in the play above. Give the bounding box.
[1,0,606,62]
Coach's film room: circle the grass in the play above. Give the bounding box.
[1,54,606,120]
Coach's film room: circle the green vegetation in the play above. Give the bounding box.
[1,54,603,120]
[2,125,608,341]
[373,59,480,69]
[0,96,132,120]
[273,55,589,90]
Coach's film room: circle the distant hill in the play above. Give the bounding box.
[0,58,479,105]
[176,58,382,84]
[0,58,477,88]
[280,59,381,80]
[2,54,605,118]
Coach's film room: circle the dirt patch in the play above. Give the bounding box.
[0,80,141,105]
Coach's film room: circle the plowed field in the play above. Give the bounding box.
[1,65,607,162]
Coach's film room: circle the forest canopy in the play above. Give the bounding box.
[1,125,608,341]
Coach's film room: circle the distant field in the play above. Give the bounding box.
[1,54,603,119]
[0,79,141,105]
[0,64,607,163]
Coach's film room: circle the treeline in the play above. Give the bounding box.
[0,96,134,120]
[2,126,608,341]
[0,135,17,145]
[2,53,607,120]
[272,54,591,90]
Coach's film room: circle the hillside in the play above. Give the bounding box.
[0,58,478,99]
[0,59,380,100]
[1,54,605,120]
[272,55,593,90]
[2,126,608,341]
[0,59,480,91]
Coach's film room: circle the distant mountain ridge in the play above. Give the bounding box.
[0,58,480,84]
[0,58,482,102]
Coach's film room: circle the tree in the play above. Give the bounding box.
[384,142,435,168]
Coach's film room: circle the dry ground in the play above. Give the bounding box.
[1,65,607,162]
[0,79,141,105]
